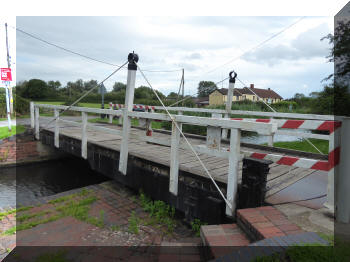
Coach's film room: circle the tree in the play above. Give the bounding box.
[113,82,126,92]
[293,93,305,99]
[197,81,217,97]
[322,19,350,83]
[21,79,48,99]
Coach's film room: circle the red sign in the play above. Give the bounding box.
[1,68,12,81]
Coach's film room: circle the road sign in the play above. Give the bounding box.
[1,68,12,81]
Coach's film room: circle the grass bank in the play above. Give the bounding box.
[0,125,26,139]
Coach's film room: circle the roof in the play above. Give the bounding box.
[193,97,209,103]
[210,87,283,99]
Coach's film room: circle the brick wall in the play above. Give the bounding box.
[0,130,64,165]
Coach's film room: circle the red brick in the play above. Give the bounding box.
[256,206,276,211]
[246,215,269,224]
[259,226,285,239]
[272,218,292,226]
[221,224,237,229]
[254,222,275,229]
[265,214,286,221]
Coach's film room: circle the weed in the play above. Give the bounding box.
[110,225,120,231]
[191,219,207,237]
[3,226,16,235]
[17,210,52,222]
[0,209,16,221]
[6,248,11,253]
[128,211,140,234]
[34,250,70,262]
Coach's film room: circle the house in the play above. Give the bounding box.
[193,97,209,107]
[209,84,283,106]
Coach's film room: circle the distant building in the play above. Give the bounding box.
[193,97,209,107]
[209,84,283,106]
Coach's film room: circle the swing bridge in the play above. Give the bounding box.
[29,53,349,224]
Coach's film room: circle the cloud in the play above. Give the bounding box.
[241,23,330,66]
[185,52,202,60]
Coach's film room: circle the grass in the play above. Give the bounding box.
[251,234,350,262]
[2,189,101,236]
[0,209,16,221]
[0,125,26,139]
[128,211,140,234]
[34,250,70,262]
[264,139,329,154]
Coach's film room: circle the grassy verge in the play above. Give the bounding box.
[0,125,26,139]
[262,139,329,155]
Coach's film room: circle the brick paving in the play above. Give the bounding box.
[237,206,304,240]
[0,212,16,261]
[1,181,202,261]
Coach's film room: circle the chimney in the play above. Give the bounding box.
[268,88,271,90]
[250,84,254,89]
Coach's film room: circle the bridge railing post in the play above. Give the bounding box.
[337,117,350,223]
[208,113,222,150]
[54,109,60,148]
[119,52,138,175]
[169,121,182,195]
[81,112,88,159]
[226,128,241,216]
[30,101,35,128]
[267,117,274,146]
[109,114,113,124]
[34,106,40,140]
[324,121,342,212]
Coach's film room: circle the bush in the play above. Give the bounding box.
[0,91,30,117]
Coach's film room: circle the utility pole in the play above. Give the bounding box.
[5,23,13,114]
[182,69,184,106]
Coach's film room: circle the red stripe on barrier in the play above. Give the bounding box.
[281,120,305,129]
[251,152,267,159]
[231,118,243,121]
[311,161,330,171]
[316,121,342,133]
[328,147,340,168]
[276,156,299,166]
[256,119,271,123]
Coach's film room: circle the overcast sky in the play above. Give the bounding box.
[13,16,333,99]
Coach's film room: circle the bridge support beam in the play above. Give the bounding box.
[337,117,350,223]
[119,52,138,175]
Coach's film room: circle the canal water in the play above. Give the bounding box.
[0,157,110,209]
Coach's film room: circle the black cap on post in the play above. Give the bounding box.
[229,70,237,83]
[128,52,139,70]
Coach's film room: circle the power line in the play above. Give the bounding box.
[12,24,182,73]
[204,17,306,76]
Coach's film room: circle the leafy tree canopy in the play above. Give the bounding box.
[197,81,217,97]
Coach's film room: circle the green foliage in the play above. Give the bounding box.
[198,81,217,97]
[112,82,126,92]
[191,219,207,237]
[0,209,16,221]
[14,95,30,116]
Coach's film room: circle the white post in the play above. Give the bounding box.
[226,128,241,216]
[119,53,138,175]
[221,113,229,139]
[109,114,113,124]
[222,73,235,139]
[54,109,60,148]
[30,102,35,128]
[169,121,182,195]
[34,106,40,140]
[81,112,88,159]
[5,84,11,131]
[337,118,350,223]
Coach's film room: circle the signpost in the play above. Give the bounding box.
[1,68,12,131]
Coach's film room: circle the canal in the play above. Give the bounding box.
[0,157,110,209]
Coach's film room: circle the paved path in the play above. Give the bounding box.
[1,181,201,261]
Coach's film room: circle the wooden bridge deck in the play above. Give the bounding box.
[41,117,323,198]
